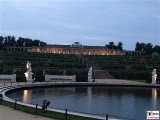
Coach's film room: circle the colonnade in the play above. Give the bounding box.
[29,47,126,55]
[3,46,145,56]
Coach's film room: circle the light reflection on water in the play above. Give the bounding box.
[7,87,160,120]
[152,88,158,110]
[23,90,28,103]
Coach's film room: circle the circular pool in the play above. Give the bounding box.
[7,86,160,120]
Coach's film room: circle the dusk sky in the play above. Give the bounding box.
[0,0,159,50]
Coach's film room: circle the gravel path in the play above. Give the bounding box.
[0,105,56,120]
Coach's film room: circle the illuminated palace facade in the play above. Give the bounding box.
[4,42,145,55]
[27,42,126,55]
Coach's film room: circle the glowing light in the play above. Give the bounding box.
[23,90,28,103]
[37,48,40,52]
[24,73,28,79]
[152,88,158,109]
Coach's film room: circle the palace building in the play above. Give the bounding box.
[27,42,126,55]
[3,42,145,55]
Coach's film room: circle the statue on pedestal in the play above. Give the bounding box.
[24,61,33,82]
[151,69,157,84]
[88,67,92,82]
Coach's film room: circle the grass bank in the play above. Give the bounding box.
[0,99,98,120]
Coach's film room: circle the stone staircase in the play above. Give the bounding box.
[78,55,114,79]
[91,62,114,79]
[94,70,114,79]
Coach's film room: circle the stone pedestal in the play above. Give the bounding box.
[88,75,92,82]
[151,75,157,84]
[24,71,33,82]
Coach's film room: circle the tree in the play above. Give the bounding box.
[25,38,33,47]
[3,36,16,46]
[106,41,123,50]
[135,42,140,51]
[3,36,8,46]
[135,42,146,51]
[1,36,47,48]
[144,43,153,55]
[0,36,4,49]
[11,36,16,46]
[33,39,40,46]
[109,42,114,49]
[17,37,25,47]
[40,41,46,46]
[117,42,123,50]
[105,44,109,48]
[135,42,160,54]
[152,45,160,54]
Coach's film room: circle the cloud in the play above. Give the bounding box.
[65,24,88,30]
[83,36,111,41]
[0,29,51,40]
[1,0,159,50]
[5,0,52,12]
[61,42,71,45]
[83,36,99,40]
[153,14,160,18]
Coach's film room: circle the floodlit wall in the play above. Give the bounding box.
[0,74,16,82]
[45,74,76,82]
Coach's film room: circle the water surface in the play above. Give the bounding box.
[7,86,160,120]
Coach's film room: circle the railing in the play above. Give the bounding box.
[0,81,159,120]
[0,97,134,120]
[0,80,152,88]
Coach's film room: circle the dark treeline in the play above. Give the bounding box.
[135,42,160,54]
[105,41,160,54]
[0,36,159,55]
[0,36,46,48]
[105,42,123,50]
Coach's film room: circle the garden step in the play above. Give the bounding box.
[94,70,114,79]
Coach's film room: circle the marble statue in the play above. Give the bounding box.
[88,67,92,82]
[26,61,32,72]
[151,69,157,84]
[24,61,33,81]
[88,67,92,75]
